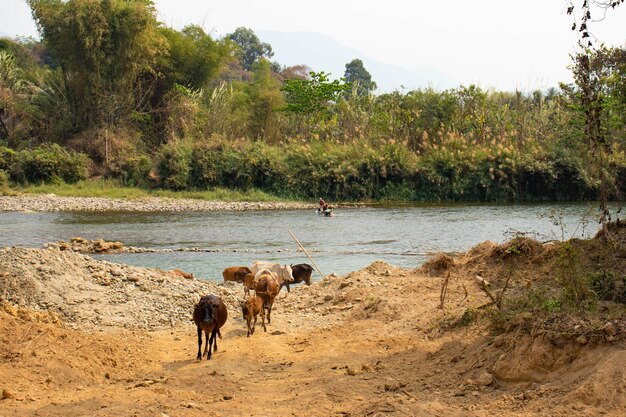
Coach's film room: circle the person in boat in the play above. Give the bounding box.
[317,198,334,216]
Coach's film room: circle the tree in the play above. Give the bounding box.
[282,71,350,117]
[567,1,624,48]
[0,50,34,141]
[344,59,377,95]
[281,65,312,81]
[282,71,350,137]
[246,59,284,140]
[159,25,228,91]
[227,27,274,71]
[27,0,166,130]
[565,1,625,230]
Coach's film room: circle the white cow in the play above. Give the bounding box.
[250,261,294,286]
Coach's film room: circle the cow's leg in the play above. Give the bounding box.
[196,326,202,360]
[207,330,214,360]
[203,330,210,359]
[212,328,218,352]
[286,284,291,293]
[267,302,272,324]
[246,318,252,337]
[261,307,267,332]
[251,315,257,335]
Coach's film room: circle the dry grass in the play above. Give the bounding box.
[419,252,455,276]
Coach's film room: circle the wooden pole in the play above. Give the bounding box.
[288,229,326,279]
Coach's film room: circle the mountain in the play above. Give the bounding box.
[256,30,457,92]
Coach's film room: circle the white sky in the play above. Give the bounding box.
[3,0,625,91]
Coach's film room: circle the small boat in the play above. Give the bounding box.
[316,207,334,217]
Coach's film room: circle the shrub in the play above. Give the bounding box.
[0,147,17,171]
[0,170,9,191]
[543,298,562,312]
[12,144,89,184]
[107,154,152,186]
[157,141,192,190]
[189,144,221,189]
[589,270,626,303]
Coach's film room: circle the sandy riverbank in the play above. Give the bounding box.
[0,238,624,416]
[0,195,317,212]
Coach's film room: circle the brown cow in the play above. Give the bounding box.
[243,273,256,297]
[255,272,280,324]
[223,266,251,283]
[241,296,266,337]
[171,269,194,279]
[193,295,228,360]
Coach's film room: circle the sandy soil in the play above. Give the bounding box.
[0,245,625,416]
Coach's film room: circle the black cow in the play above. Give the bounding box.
[281,263,314,292]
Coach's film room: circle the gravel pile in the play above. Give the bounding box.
[0,246,397,334]
[0,247,241,330]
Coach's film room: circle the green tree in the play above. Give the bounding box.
[27,0,166,130]
[227,27,273,71]
[282,71,350,138]
[246,59,284,141]
[0,50,36,141]
[282,71,350,116]
[344,59,377,95]
[159,25,228,91]
[560,47,626,223]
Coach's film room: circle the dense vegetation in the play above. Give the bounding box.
[0,0,625,202]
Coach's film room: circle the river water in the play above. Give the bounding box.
[0,203,606,282]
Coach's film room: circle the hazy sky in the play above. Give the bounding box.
[3,0,625,91]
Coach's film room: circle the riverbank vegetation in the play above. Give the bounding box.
[17,178,285,201]
[426,220,626,341]
[1,0,625,203]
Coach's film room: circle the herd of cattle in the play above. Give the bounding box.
[193,261,314,360]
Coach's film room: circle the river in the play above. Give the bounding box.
[0,203,605,282]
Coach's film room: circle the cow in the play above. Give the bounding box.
[254,272,280,325]
[241,296,266,337]
[281,263,314,292]
[250,261,294,286]
[193,295,228,361]
[223,266,251,283]
[171,269,194,279]
[243,273,256,297]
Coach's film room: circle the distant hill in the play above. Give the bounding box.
[256,30,457,92]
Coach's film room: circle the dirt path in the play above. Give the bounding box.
[1,256,625,416]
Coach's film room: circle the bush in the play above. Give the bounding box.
[0,147,17,171]
[590,270,626,303]
[11,144,89,184]
[189,144,221,188]
[107,154,152,186]
[0,170,9,191]
[157,141,192,190]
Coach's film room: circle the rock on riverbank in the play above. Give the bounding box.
[0,195,316,212]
